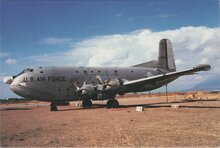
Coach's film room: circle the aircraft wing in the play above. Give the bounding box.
[123,64,211,88]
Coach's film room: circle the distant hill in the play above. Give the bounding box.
[187,76,220,91]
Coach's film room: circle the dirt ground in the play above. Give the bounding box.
[1,92,220,147]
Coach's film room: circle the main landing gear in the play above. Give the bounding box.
[50,103,58,111]
[82,99,92,108]
[106,99,119,109]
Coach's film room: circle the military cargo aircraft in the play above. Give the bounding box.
[3,39,211,111]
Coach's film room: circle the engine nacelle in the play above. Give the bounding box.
[105,79,120,91]
[76,78,125,97]
[81,84,95,96]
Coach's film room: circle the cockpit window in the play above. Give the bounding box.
[13,68,34,78]
[24,68,34,72]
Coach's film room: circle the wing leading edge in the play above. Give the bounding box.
[123,64,211,89]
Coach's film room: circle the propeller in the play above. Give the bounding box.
[73,76,123,95]
[73,82,94,95]
[96,75,121,91]
[96,75,113,90]
[74,83,80,92]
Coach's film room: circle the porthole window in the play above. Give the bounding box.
[131,70,133,73]
[98,70,101,73]
[76,71,78,73]
[40,71,43,73]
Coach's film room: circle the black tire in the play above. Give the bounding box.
[82,99,92,108]
[50,105,58,111]
[106,100,112,109]
[111,99,119,108]
[106,99,119,108]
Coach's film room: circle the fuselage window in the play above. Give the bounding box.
[76,71,78,73]
[114,70,118,73]
[91,70,93,73]
[84,70,87,73]
[98,70,101,73]
[40,71,43,73]
[131,70,134,73]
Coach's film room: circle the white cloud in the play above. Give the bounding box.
[32,26,220,67]
[5,59,18,65]
[0,51,10,57]
[29,26,220,90]
[115,13,123,17]
[175,59,184,66]
[0,76,5,81]
[39,37,72,45]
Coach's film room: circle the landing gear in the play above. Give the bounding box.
[50,103,58,111]
[106,99,119,108]
[82,99,92,108]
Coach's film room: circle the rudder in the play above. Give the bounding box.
[158,39,176,71]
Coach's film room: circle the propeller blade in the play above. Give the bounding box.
[73,83,80,91]
[104,78,111,85]
[96,75,103,84]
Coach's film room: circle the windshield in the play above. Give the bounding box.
[13,68,34,78]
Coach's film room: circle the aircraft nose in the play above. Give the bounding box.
[3,76,14,84]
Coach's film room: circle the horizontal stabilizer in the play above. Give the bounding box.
[132,60,158,68]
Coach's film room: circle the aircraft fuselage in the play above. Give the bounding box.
[9,66,173,102]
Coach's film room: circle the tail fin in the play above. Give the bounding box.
[132,39,176,71]
[158,39,176,71]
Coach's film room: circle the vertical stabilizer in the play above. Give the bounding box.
[158,39,176,71]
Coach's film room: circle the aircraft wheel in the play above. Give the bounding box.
[82,99,92,108]
[50,104,58,111]
[106,99,119,109]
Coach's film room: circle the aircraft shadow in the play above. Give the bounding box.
[180,106,220,109]
[118,100,220,109]
[59,100,220,111]
[58,106,106,111]
[0,107,33,111]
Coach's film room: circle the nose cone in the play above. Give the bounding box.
[3,76,14,84]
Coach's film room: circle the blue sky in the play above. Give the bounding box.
[1,0,220,98]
